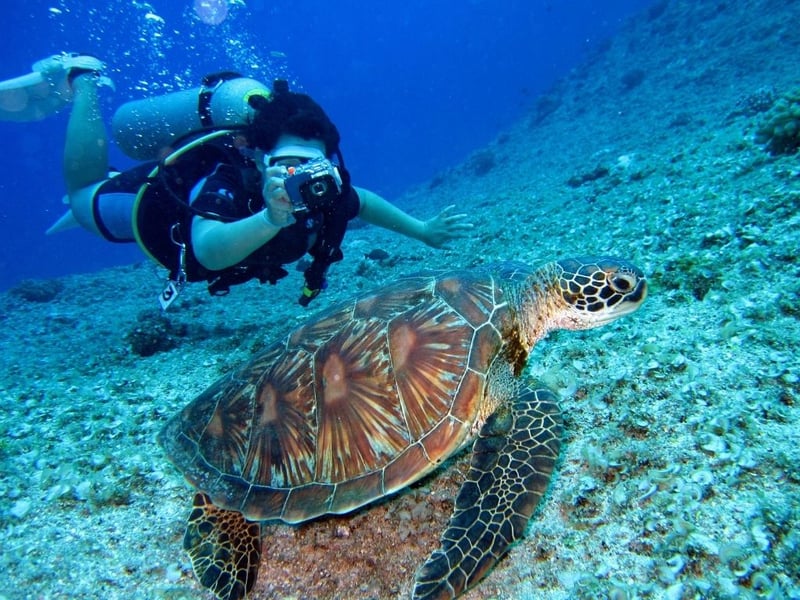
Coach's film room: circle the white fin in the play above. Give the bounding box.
[0,53,112,122]
[46,209,79,235]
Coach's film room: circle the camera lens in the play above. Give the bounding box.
[309,181,329,196]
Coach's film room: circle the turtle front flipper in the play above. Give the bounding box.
[184,492,262,600]
[413,387,563,600]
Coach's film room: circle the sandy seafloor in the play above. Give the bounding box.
[2,1,799,599]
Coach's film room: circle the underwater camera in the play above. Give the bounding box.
[283,158,343,213]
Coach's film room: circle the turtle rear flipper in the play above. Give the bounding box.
[184,492,262,600]
[413,387,563,600]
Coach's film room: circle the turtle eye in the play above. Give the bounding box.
[610,272,636,293]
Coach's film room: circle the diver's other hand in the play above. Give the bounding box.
[421,204,473,248]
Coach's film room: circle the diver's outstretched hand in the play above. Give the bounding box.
[421,204,474,248]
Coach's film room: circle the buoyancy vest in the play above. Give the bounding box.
[131,129,355,298]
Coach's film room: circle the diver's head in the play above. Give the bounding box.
[264,134,326,167]
[247,80,340,158]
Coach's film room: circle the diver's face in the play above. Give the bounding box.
[265,134,326,167]
[254,135,328,223]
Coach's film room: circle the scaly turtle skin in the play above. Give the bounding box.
[158,257,647,600]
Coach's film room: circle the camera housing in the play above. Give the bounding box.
[283,157,343,213]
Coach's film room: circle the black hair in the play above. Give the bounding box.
[247,80,341,157]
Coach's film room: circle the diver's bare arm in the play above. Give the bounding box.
[191,213,281,271]
[355,186,472,248]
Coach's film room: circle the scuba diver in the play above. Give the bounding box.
[0,53,472,308]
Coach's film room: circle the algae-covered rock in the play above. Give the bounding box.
[754,87,800,155]
[9,278,65,303]
[125,309,187,357]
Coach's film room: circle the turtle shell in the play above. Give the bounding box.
[159,263,534,523]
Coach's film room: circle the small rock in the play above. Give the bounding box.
[9,279,65,303]
[9,499,32,519]
[365,249,390,261]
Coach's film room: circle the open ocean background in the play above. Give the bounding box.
[0,0,652,289]
[2,1,799,599]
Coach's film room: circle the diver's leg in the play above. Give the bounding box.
[63,74,109,194]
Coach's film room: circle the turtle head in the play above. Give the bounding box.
[552,256,647,330]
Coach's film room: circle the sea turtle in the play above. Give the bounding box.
[158,256,647,600]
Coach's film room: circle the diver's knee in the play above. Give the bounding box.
[67,179,135,241]
[67,182,106,236]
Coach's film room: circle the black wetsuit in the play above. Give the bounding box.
[95,132,360,296]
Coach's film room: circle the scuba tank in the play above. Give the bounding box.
[111,72,270,161]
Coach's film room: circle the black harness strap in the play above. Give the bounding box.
[302,163,354,293]
[197,71,245,128]
[207,264,290,296]
[197,89,214,127]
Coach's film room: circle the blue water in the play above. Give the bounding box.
[0,0,654,289]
